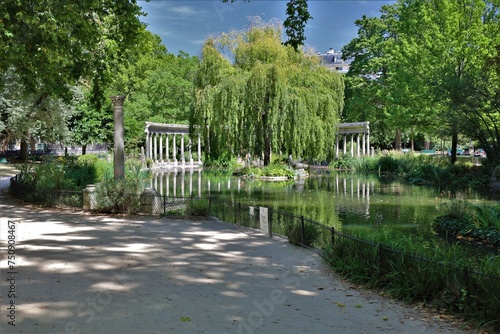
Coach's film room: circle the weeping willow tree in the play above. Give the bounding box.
[191,19,344,165]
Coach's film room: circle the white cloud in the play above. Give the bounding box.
[170,5,206,17]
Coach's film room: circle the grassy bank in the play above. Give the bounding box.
[330,151,493,189]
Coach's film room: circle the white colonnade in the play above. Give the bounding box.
[145,122,202,168]
[335,122,372,158]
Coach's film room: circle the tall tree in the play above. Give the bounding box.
[394,0,499,163]
[0,70,81,153]
[0,0,145,158]
[191,20,344,165]
[343,0,500,164]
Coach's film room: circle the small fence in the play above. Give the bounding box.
[7,180,500,328]
[9,177,83,208]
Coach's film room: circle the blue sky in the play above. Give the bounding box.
[138,0,397,56]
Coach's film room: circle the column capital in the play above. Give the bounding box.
[110,95,126,107]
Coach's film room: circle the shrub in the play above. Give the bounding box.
[262,164,294,178]
[92,158,149,214]
[94,178,141,214]
[77,154,98,166]
[434,200,500,246]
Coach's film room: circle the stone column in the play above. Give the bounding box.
[148,133,153,161]
[343,135,347,155]
[366,122,371,157]
[181,134,185,165]
[111,95,125,180]
[362,133,366,155]
[189,137,193,165]
[145,132,150,159]
[166,171,170,197]
[173,170,177,197]
[160,172,164,196]
[181,169,185,197]
[350,135,354,157]
[173,134,177,165]
[336,136,339,158]
[189,169,193,196]
[166,134,170,163]
[357,134,360,157]
[159,134,163,163]
[153,133,158,162]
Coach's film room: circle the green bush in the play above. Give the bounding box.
[93,158,149,214]
[94,177,141,214]
[77,154,98,166]
[434,200,500,246]
[262,164,294,178]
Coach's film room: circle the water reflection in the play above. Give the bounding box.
[149,169,498,237]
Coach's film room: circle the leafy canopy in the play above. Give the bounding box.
[191,19,344,165]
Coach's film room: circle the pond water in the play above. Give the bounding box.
[150,169,500,241]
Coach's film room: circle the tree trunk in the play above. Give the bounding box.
[82,144,87,155]
[20,140,28,161]
[450,131,458,165]
[395,129,402,151]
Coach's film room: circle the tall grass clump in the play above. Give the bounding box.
[330,151,490,189]
[93,158,149,214]
[14,155,112,205]
[322,226,500,331]
[435,198,500,247]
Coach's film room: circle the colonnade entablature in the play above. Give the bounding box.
[145,122,202,169]
[336,121,373,158]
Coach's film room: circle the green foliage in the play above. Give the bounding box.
[77,154,98,166]
[18,157,95,191]
[238,163,295,179]
[471,204,500,231]
[342,0,500,165]
[114,32,199,148]
[283,0,312,50]
[332,152,490,189]
[261,164,295,178]
[185,200,210,216]
[93,158,148,214]
[435,200,500,247]
[94,178,141,214]
[202,153,239,177]
[237,166,264,177]
[1,0,144,98]
[283,221,320,247]
[323,227,500,331]
[191,19,344,166]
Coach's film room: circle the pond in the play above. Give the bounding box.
[150,169,500,242]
